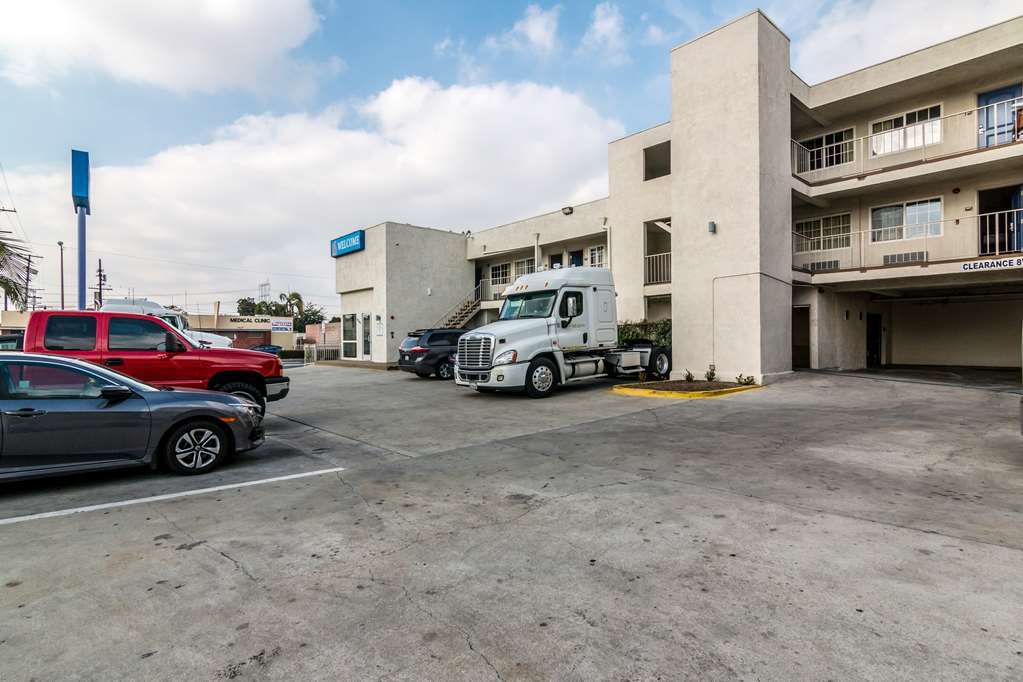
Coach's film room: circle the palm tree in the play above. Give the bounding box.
[0,237,31,309]
[278,291,304,317]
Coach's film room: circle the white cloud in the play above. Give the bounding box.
[6,79,622,311]
[790,0,1023,83]
[644,24,668,45]
[0,0,336,95]
[484,4,561,57]
[434,37,486,82]
[579,3,629,66]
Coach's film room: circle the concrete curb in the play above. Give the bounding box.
[611,384,763,399]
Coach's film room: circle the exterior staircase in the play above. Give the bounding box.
[433,282,485,329]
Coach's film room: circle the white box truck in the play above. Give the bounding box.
[454,267,670,397]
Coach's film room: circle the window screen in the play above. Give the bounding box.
[44,316,97,351]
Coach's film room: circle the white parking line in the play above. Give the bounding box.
[0,466,347,527]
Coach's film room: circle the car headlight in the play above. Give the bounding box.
[493,349,518,366]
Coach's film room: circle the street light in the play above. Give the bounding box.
[57,241,65,309]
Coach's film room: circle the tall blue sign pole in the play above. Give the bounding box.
[71,150,90,310]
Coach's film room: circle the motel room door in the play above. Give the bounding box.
[866,313,883,368]
[977,83,1022,148]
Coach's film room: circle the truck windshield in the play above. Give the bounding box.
[499,291,556,320]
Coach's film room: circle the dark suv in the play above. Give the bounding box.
[398,328,465,379]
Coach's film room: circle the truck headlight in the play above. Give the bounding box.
[493,349,518,366]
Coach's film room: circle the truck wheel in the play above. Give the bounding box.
[525,358,557,398]
[164,420,231,475]
[218,381,266,415]
[647,348,671,379]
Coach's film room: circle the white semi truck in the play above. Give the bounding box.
[454,267,671,397]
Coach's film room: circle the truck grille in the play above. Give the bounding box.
[457,334,493,369]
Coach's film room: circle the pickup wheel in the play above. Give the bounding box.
[647,348,671,380]
[217,381,266,415]
[164,420,231,475]
[525,358,557,398]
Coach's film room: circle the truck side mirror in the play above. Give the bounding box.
[165,332,185,353]
[566,296,578,318]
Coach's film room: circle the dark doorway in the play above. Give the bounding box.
[866,313,883,368]
[978,185,1023,255]
[549,254,562,269]
[792,306,810,369]
[569,250,583,267]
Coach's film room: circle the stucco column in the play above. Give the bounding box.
[669,11,793,383]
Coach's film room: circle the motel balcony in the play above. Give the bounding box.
[644,252,671,285]
[792,208,1023,277]
[791,96,1023,185]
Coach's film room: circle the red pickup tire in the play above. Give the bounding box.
[216,381,266,415]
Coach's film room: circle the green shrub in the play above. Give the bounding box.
[683,368,694,382]
[735,373,756,386]
[704,367,717,382]
[618,319,671,347]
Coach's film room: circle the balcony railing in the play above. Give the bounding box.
[792,96,1023,183]
[644,252,671,284]
[792,208,1023,273]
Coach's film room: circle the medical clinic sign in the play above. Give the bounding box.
[331,230,365,257]
[962,257,1023,272]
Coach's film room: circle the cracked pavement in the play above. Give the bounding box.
[1,366,1022,679]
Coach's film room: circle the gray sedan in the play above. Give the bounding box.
[0,353,263,482]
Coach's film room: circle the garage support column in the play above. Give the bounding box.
[669,11,793,383]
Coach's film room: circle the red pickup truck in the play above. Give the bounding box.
[19,310,289,412]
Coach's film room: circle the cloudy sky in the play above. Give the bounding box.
[1,0,1020,314]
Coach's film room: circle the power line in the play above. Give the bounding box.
[25,240,332,280]
[0,161,29,242]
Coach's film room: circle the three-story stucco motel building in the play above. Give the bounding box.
[332,11,1023,382]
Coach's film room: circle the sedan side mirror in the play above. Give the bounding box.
[100,385,134,401]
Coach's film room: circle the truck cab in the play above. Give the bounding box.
[454,267,670,397]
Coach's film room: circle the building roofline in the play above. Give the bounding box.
[471,196,609,235]
[670,9,790,53]
[797,12,1023,88]
[608,120,670,145]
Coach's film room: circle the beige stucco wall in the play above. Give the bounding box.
[890,299,1023,367]
[607,123,672,321]
[385,223,474,363]
[466,199,608,261]
[670,11,793,383]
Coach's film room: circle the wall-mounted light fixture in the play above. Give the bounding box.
[708,221,717,234]
[561,206,574,216]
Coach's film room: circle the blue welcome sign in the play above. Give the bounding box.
[331,230,365,257]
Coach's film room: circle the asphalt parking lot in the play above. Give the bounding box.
[2,366,1022,679]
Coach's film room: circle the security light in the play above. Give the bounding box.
[561,206,574,215]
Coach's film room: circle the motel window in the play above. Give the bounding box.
[870,105,941,156]
[643,141,671,181]
[798,128,854,171]
[588,245,606,267]
[793,214,851,253]
[490,263,511,285]
[513,258,535,278]
[871,198,942,243]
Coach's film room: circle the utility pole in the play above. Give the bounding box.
[92,258,110,308]
[57,241,65,309]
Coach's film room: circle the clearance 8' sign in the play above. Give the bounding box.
[962,257,1023,272]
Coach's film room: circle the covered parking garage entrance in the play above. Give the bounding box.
[795,267,1023,388]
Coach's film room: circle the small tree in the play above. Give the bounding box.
[236,297,257,315]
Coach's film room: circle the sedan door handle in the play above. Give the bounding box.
[105,358,124,366]
[3,408,47,417]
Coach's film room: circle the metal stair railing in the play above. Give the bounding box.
[432,281,484,329]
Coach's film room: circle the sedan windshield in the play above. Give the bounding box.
[499,291,556,320]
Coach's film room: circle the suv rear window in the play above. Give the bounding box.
[44,315,97,351]
[428,331,460,346]
[400,336,421,351]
